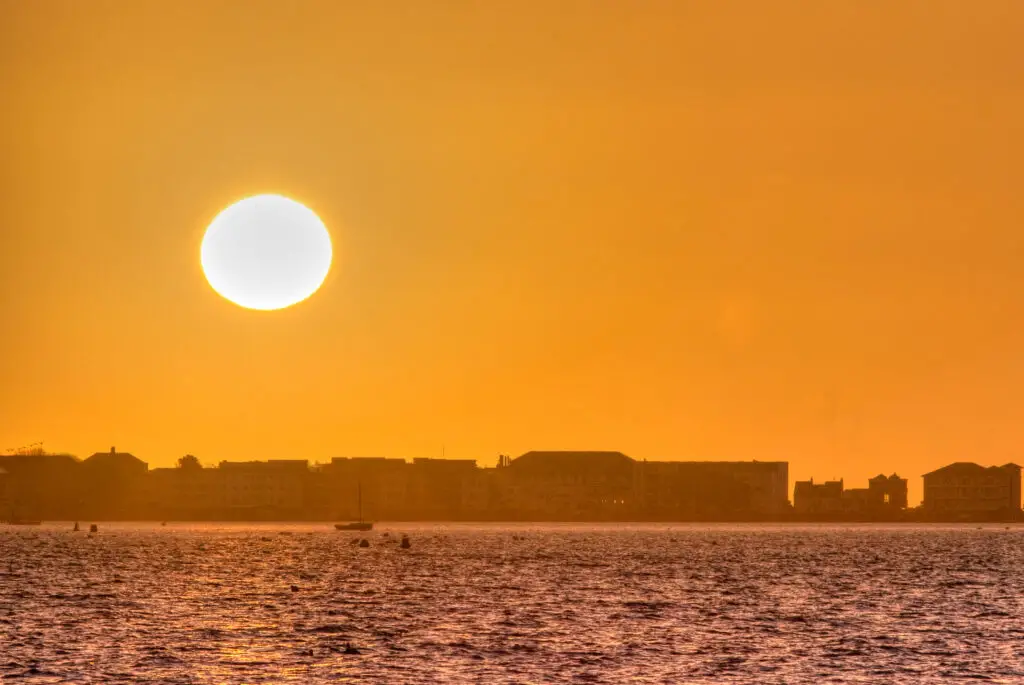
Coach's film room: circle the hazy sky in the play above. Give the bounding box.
[3,1,1023,504]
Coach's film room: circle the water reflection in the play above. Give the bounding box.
[1,523,1022,683]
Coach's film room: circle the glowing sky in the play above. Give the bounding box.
[3,2,1024,504]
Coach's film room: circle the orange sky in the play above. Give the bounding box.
[3,1,1024,505]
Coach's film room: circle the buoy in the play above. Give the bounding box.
[344,642,360,655]
[400,536,411,549]
[89,524,98,533]
[290,585,300,593]
[358,539,370,548]
[73,522,80,532]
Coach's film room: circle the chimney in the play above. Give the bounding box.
[110,446,116,455]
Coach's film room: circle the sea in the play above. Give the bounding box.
[1,523,1022,684]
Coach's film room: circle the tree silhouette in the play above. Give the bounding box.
[177,454,201,470]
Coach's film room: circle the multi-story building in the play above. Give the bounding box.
[81,447,150,519]
[495,452,788,520]
[636,460,786,518]
[498,451,636,520]
[868,473,908,509]
[0,467,9,518]
[793,478,844,515]
[922,462,1022,518]
[648,460,789,517]
[408,458,482,519]
[1,446,798,522]
[148,463,222,519]
[0,452,86,520]
[795,473,909,518]
[217,459,312,516]
[322,457,409,520]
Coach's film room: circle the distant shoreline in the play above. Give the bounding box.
[6,515,1023,525]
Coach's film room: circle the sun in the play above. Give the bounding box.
[200,194,332,311]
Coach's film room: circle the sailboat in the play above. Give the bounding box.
[335,482,373,531]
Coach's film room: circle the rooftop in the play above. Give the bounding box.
[83,447,147,471]
[510,451,635,471]
[922,462,1022,477]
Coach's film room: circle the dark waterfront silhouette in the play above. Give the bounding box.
[1,447,1020,523]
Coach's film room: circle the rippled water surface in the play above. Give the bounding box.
[2,523,1024,683]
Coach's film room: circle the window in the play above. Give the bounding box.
[884,493,890,504]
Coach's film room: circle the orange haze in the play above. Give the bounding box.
[3,2,1024,506]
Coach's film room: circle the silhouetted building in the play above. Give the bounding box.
[81,447,149,519]
[217,459,312,517]
[409,458,483,519]
[795,473,908,519]
[868,473,908,509]
[0,467,9,517]
[323,457,410,520]
[636,460,788,518]
[793,478,844,515]
[1,445,795,522]
[148,464,222,519]
[841,487,872,513]
[500,451,635,519]
[492,452,788,520]
[922,462,1022,519]
[0,452,83,520]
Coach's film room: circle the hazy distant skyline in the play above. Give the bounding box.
[4,1,1024,506]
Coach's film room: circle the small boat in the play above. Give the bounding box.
[335,521,373,531]
[335,482,374,531]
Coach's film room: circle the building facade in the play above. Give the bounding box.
[81,447,150,519]
[922,463,1022,518]
[793,478,844,515]
[868,473,909,509]
[794,473,909,518]
[3,447,793,521]
[0,452,84,520]
[322,457,410,520]
[499,451,636,519]
[637,460,789,518]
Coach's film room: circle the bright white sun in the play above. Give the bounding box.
[201,194,332,310]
